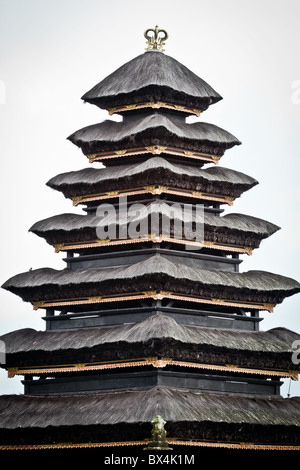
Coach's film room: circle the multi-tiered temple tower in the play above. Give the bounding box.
[1,27,300,453]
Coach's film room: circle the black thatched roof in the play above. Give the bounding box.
[1,386,299,429]
[3,314,297,354]
[67,114,241,157]
[29,202,279,248]
[2,255,300,305]
[1,315,299,370]
[0,387,299,446]
[47,157,258,200]
[81,50,222,113]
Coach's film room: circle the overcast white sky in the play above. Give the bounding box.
[0,0,299,396]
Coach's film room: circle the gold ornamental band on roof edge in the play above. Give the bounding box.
[0,440,300,451]
[54,237,253,255]
[32,290,274,312]
[71,186,235,206]
[7,357,299,381]
[108,101,201,116]
[87,146,221,164]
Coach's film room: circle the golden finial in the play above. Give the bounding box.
[144,26,168,52]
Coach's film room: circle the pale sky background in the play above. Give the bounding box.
[0,0,299,396]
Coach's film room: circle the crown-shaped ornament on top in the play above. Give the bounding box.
[144,25,168,51]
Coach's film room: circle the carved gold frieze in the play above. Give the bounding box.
[7,358,298,382]
[86,146,221,164]
[1,441,299,451]
[31,290,275,313]
[52,237,253,255]
[70,185,235,206]
[108,101,201,117]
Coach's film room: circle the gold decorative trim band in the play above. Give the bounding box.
[108,101,201,117]
[32,290,274,312]
[72,185,234,206]
[7,357,298,381]
[87,145,221,164]
[0,439,299,451]
[54,236,252,255]
[203,241,253,255]
[168,440,300,451]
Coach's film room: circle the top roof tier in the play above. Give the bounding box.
[81,49,222,117]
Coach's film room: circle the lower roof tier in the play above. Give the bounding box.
[0,387,299,449]
[29,203,279,251]
[2,255,300,310]
[1,315,299,374]
[46,157,258,204]
[67,113,241,163]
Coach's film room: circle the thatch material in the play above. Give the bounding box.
[81,50,222,112]
[1,386,299,429]
[47,157,258,200]
[29,202,279,248]
[1,315,299,370]
[67,113,241,156]
[0,387,299,447]
[2,255,300,305]
[3,314,297,354]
